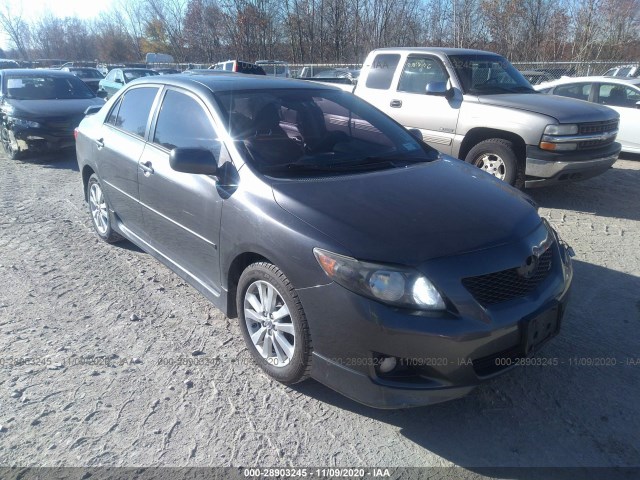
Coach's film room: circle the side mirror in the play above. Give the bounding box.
[96,89,108,99]
[407,128,423,141]
[169,147,219,176]
[84,105,103,115]
[425,81,455,100]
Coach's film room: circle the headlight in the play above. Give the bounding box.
[7,116,41,128]
[313,248,446,310]
[543,124,578,135]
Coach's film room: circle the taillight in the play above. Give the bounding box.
[74,128,78,140]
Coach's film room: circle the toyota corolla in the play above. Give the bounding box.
[75,74,573,408]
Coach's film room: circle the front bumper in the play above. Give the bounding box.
[7,125,76,155]
[524,142,620,188]
[297,228,574,409]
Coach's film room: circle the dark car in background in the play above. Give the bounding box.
[0,69,105,159]
[98,68,159,98]
[61,67,105,93]
[75,74,573,408]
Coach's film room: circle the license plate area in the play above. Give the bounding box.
[522,305,560,356]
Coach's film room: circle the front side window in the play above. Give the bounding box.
[109,87,158,137]
[449,54,536,94]
[365,54,400,90]
[214,88,438,177]
[554,83,592,102]
[105,70,116,82]
[4,75,94,99]
[153,89,217,150]
[398,56,448,94]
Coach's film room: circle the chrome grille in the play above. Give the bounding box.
[577,119,618,150]
[462,247,554,307]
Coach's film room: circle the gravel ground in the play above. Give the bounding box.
[0,151,639,475]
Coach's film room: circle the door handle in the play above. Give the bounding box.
[95,138,104,149]
[140,161,154,175]
[390,99,402,108]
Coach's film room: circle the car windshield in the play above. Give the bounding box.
[214,88,438,177]
[449,54,536,94]
[70,68,103,79]
[5,75,95,100]
[123,70,159,82]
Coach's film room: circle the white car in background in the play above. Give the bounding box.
[536,77,640,154]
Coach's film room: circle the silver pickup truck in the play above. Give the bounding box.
[345,47,621,188]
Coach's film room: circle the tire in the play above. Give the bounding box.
[465,138,524,188]
[237,262,312,384]
[1,126,23,160]
[87,173,123,243]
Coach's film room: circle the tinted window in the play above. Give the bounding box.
[153,89,216,150]
[365,54,401,90]
[398,56,448,93]
[110,87,158,137]
[554,83,591,101]
[105,97,123,126]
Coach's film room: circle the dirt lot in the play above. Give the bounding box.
[0,150,639,476]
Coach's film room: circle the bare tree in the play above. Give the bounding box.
[0,2,31,59]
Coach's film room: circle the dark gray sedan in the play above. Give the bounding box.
[75,74,573,408]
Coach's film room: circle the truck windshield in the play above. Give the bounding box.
[449,54,536,95]
[214,88,438,176]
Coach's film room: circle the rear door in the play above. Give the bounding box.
[96,86,161,235]
[137,87,227,293]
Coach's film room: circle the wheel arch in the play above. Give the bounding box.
[459,128,527,162]
[225,252,272,318]
[82,165,96,201]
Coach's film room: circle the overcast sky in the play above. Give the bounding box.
[2,0,115,50]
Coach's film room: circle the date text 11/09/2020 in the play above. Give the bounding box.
[243,468,391,478]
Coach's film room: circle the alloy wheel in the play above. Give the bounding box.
[89,182,109,235]
[475,153,507,180]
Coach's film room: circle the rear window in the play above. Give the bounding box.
[107,87,158,137]
[365,54,401,90]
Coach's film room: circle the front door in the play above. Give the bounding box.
[137,87,226,294]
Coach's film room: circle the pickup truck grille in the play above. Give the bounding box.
[462,246,553,307]
[577,119,619,150]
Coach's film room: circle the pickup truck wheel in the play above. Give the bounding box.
[237,262,312,385]
[465,139,523,187]
[87,173,123,243]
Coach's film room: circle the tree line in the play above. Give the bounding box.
[0,0,638,65]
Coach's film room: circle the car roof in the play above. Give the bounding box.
[539,76,640,88]
[128,72,340,92]
[121,68,156,72]
[370,47,503,56]
[0,68,76,77]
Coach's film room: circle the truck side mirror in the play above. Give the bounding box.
[425,81,455,99]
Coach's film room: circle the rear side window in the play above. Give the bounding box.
[554,83,591,101]
[365,54,400,90]
[398,56,448,93]
[153,89,217,150]
[108,87,158,137]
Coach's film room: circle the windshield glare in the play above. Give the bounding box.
[449,54,535,94]
[214,88,437,176]
[5,75,95,100]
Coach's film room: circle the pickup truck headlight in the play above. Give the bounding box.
[540,124,579,151]
[313,248,446,310]
[7,116,41,128]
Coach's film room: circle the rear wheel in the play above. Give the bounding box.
[237,262,312,384]
[465,138,523,188]
[87,173,122,243]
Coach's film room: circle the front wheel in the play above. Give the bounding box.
[1,126,23,160]
[237,262,312,384]
[465,138,523,188]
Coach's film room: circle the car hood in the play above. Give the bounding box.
[272,158,541,265]
[477,93,619,124]
[3,98,104,119]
